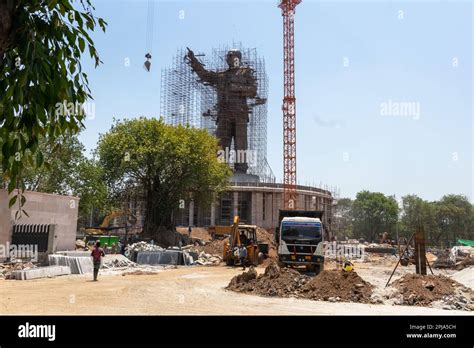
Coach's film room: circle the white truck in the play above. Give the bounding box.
[275,210,326,274]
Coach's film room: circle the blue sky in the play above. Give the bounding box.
[79,0,473,202]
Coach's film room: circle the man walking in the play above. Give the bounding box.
[91,241,105,281]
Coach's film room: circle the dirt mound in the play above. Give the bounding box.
[392,274,473,307]
[300,270,374,303]
[257,227,278,258]
[226,261,374,302]
[176,227,211,242]
[194,237,228,256]
[226,262,310,297]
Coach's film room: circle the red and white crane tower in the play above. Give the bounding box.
[279,0,301,209]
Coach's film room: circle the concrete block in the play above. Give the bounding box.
[48,254,93,274]
[12,265,71,280]
[136,250,184,265]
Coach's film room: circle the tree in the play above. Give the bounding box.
[97,118,232,245]
[400,194,438,242]
[352,191,399,242]
[69,157,110,228]
[1,133,110,227]
[0,0,106,212]
[20,134,85,194]
[333,197,353,239]
[433,195,472,246]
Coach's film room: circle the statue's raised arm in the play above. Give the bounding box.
[185,47,218,86]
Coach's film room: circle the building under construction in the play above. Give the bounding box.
[160,43,334,230]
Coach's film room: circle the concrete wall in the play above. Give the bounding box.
[0,190,79,251]
[0,190,11,247]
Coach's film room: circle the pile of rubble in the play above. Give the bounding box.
[126,241,164,253]
[226,262,375,303]
[193,251,222,266]
[390,274,473,311]
[102,254,137,269]
[0,262,37,280]
[432,246,473,270]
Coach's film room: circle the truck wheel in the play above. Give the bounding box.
[257,252,264,265]
[306,265,316,273]
[313,263,324,275]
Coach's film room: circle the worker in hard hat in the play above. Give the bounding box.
[343,256,353,272]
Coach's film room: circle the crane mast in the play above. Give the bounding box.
[279,0,301,209]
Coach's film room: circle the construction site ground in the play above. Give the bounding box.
[0,262,470,315]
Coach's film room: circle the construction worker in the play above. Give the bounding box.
[91,241,105,281]
[239,245,248,270]
[239,231,249,246]
[342,256,353,272]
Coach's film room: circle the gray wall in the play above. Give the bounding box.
[0,190,79,251]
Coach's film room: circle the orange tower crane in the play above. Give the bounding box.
[279,0,301,209]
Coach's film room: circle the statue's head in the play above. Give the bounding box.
[226,49,242,68]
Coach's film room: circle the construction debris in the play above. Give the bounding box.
[226,261,374,303]
[432,246,473,270]
[102,254,137,269]
[0,262,37,279]
[126,241,164,253]
[194,252,222,266]
[390,273,473,310]
[75,239,86,249]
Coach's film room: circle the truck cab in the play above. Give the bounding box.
[275,210,326,274]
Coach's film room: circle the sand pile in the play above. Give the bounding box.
[226,262,374,303]
[392,274,473,309]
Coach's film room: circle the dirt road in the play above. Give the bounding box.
[0,266,469,315]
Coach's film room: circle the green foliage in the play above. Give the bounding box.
[399,194,438,241]
[69,157,110,227]
[97,117,231,241]
[21,134,85,194]
[432,194,472,246]
[352,191,399,242]
[335,192,473,246]
[0,0,106,212]
[2,133,110,226]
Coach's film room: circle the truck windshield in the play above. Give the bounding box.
[281,222,321,239]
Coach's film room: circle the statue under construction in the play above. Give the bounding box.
[185,47,262,174]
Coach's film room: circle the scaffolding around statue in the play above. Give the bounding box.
[160,43,274,183]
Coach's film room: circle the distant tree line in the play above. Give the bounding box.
[333,191,474,247]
